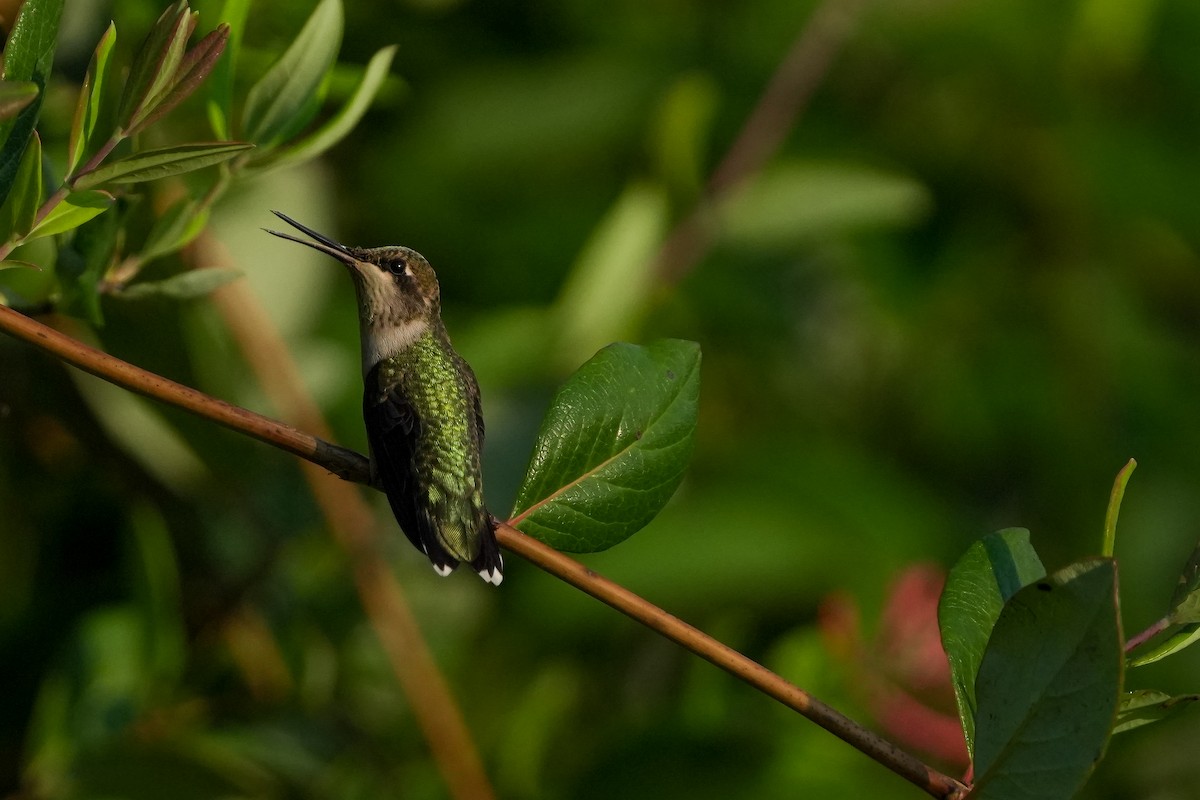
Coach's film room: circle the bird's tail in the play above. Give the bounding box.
[471,515,504,586]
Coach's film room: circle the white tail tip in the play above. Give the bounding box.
[478,566,503,586]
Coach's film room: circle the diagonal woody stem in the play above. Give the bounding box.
[0,302,966,799]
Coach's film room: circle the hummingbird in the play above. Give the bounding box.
[266,211,503,585]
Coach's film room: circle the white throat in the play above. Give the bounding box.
[362,318,428,374]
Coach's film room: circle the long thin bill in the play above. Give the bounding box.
[265,211,353,263]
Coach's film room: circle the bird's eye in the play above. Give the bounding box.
[388,259,407,276]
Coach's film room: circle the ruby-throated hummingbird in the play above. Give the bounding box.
[266,212,503,585]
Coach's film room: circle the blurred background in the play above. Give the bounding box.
[3,0,1200,796]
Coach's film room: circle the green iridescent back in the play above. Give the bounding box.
[373,324,486,561]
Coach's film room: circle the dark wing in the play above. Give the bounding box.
[362,368,459,575]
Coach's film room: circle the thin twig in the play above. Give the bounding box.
[0,302,967,799]
[656,0,868,283]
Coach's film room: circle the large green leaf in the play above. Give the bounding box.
[510,340,700,552]
[971,559,1122,800]
[240,0,342,147]
[73,142,253,189]
[938,528,1045,759]
[0,0,64,208]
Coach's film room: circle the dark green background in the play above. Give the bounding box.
[2,0,1199,796]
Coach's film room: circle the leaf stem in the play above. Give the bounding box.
[0,132,126,261]
[0,302,967,800]
[1125,616,1171,654]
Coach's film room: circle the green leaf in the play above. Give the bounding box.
[67,23,116,176]
[117,2,195,131]
[1128,536,1200,666]
[1129,625,1200,667]
[56,202,120,325]
[510,340,700,552]
[971,559,1123,800]
[1168,537,1200,623]
[721,160,931,248]
[25,190,114,241]
[251,44,396,173]
[938,528,1045,760]
[129,24,231,135]
[1113,690,1200,734]
[0,81,40,122]
[72,142,253,190]
[205,0,251,139]
[140,198,211,262]
[120,267,241,300]
[0,131,43,240]
[0,0,64,208]
[241,0,343,147]
[551,183,668,370]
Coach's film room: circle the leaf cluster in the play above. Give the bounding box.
[937,465,1200,798]
[0,0,395,323]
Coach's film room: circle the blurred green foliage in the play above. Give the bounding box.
[3,0,1200,797]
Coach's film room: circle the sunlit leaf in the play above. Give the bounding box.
[938,528,1045,759]
[253,44,396,172]
[511,339,700,552]
[0,131,43,241]
[0,0,64,208]
[971,559,1122,800]
[67,23,116,175]
[73,142,253,189]
[241,0,342,147]
[0,81,39,122]
[1113,690,1200,734]
[120,267,241,300]
[25,190,114,241]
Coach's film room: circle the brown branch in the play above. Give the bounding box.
[0,301,968,800]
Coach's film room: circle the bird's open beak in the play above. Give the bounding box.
[265,211,356,266]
